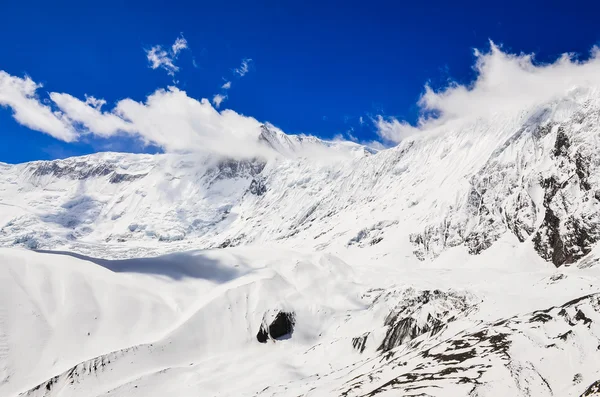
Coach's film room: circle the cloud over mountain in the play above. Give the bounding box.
[376,42,600,143]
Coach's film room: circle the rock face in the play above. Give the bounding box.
[249,178,267,196]
[339,293,600,397]
[351,333,369,353]
[377,289,475,352]
[531,127,600,266]
[3,98,600,267]
[411,103,600,267]
[256,311,295,343]
[581,380,600,396]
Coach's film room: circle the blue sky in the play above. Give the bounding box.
[1,0,600,163]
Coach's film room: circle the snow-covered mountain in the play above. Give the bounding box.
[2,89,600,396]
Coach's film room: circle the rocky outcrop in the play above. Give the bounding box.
[249,178,267,196]
[215,159,265,180]
[411,106,600,267]
[581,380,600,396]
[340,293,600,397]
[257,311,295,343]
[109,172,147,184]
[18,346,141,396]
[30,161,115,179]
[377,289,475,353]
[352,333,369,353]
[532,128,600,266]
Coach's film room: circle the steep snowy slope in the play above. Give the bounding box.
[3,89,600,267]
[2,243,600,397]
[3,88,600,396]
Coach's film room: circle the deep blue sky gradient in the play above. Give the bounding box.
[1,0,599,162]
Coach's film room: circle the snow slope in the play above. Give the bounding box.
[2,89,600,395]
[2,244,600,397]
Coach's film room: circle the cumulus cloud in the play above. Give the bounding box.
[221,81,231,90]
[234,58,252,77]
[0,70,278,157]
[212,93,227,108]
[146,34,189,76]
[0,71,75,141]
[50,92,134,137]
[376,41,600,143]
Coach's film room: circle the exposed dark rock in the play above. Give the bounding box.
[533,173,598,267]
[533,201,566,266]
[410,118,600,267]
[529,312,552,323]
[31,161,115,179]
[370,237,383,245]
[216,159,265,180]
[557,330,573,341]
[553,127,570,157]
[575,309,593,326]
[348,221,397,248]
[581,380,600,396]
[218,239,232,249]
[257,311,295,343]
[217,233,246,249]
[109,172,147,184]
[575,152,592,191]
[249,178,267,196]
[339,293,600,397]
[377,289,472,353]
[352,333,369,353]
[256,326,269,343]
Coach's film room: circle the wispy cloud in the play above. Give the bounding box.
[145,34,189,76]
[375,41,600,143]
[211,59,252,104]
[234,58,252,77]
[171,35,188,55]
[212,93,227,108]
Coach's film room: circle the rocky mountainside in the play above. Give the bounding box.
[2,89,600,267]
[2,88,600,397]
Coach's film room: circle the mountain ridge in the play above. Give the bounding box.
[2,92,600,267]
[3,91,600,396]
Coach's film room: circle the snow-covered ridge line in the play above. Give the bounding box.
[3,94,600,267]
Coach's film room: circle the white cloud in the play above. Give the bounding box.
[110,88,266,156]
[146,46,178,75]
[50,92,134,137]
[0,70,276,158]
[212,93,227,108]
[234,58,252,77]
[0,71,75,141]
[146,34,189,76]
[374,116,420,143]
[171,34,188,55]
[84,95,106,110]
[376,41,600,143]
[359,116,364,125]
[221,81,231,90]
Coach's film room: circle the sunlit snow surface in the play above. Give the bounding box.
[2,94,600,396]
